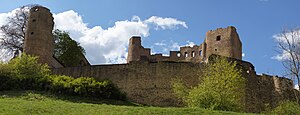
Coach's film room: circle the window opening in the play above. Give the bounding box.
[216,35,221,41]
[177,52,180,57]
[192,51,195,57]
[199,50,202,56]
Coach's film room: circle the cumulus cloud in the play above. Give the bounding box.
[0,8,188,64]
[52,10,187,64]
[144,16,188,30]
[295,84,299,90]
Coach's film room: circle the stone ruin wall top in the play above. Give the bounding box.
[127,26,242,63]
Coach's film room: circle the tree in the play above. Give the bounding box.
[172,57,246,112]
[0,5,86,66]
[274,28,300,91]
[53,29,85,67]
[0,5,38,59]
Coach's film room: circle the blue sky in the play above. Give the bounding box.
[1,0,300,78]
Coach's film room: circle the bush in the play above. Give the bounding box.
[172,57,246,112]
[48,75,126,100]
[8,53,50,90]
[0,53,126,100]
[0,63,17,90]
[270,101,300,115]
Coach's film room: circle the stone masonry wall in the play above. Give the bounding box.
[52,61,202,106]
[52,61,298,113]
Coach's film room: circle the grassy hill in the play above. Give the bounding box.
[0,91,258,115]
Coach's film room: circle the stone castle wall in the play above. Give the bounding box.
[25,6,300,113]
[127,26,242,63]
[52,60,299,113]
[52,61,202,106]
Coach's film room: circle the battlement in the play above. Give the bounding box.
[127,26,242,63]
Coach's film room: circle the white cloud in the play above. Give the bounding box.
[295,84,299,90]
[186,40,195,47]
[154,42,167,46]
[272,29,300,61]
[242,53,245,57]
[144,16,188,30]
[0,8,187,64]
[151,40,197,56]
[53,11,187,64]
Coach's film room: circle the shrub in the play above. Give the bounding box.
[0,53,126,100]
[48,75,126,100]
[8,53,50,90]
[270,101,300,115]
[172,57,246,112]
[48,75,74,94]
[0,63,17,90]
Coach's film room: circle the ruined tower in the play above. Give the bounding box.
[204,26,242,60]
[24,6,63,68]
[127,36,150,63]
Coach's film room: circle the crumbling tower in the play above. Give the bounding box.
[23,6,56,66]
[127,36,150,63]
[204,26,242,60]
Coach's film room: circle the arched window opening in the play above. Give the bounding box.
[192,51,195,57]
[199,50,202,56]
[185,52,188,57]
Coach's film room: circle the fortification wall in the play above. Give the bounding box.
[52,61,298,113]
[52,62,202,106]
[126,26,242,63]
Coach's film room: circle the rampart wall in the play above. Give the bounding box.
[52,60,300,113]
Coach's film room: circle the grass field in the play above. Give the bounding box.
[0,91,258,115]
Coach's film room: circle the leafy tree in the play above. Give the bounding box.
[53,29,85,67]
[0,5,38,59]
[172,57,246,112]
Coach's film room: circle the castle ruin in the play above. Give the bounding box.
[23,6,300,113]
[127,26,241,63]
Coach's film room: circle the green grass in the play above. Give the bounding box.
[0,91,258,115]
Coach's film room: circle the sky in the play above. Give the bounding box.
[1,0,300,88]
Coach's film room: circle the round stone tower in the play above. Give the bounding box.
[23,6,54,64]
[204,26,242,60]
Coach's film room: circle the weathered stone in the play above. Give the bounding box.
[23,6,300,113]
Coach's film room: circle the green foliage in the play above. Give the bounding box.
[0,63,17,90]
[270,101,300,115]
[171,78,189,101]
[53,29,85,67]
[8,53,50,90]
[0,53,126,100]
[48,75,126,100]
[172,57,246,112]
